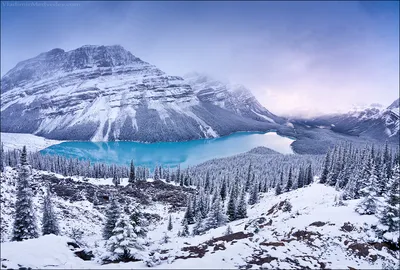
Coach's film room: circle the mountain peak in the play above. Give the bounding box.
[388,98,399,110]
[1,45,147,92]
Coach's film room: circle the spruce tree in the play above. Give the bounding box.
[296,167,304,189]
[203,197,227,231]
[248,181,259,205]
[42,186,60,236]
[105,214,144,262]
[226,189,236,221]
[0,143,4,173]
[167,215,173,231]
[220,177,227,202]
[192,211,203,236]
[355,161,379,215]
[236,190,247,219]
[93,190,99,206]
[12,146,39,241]
[320,150,330,184]
[342,173,358,200]
[327,146,341,186]
[383,141,392,180]
[128,205,147,238]
[103,196,120,240]
[181,218,190,237]
[284,167,293,192]
[275,184,282,196]
[245,163,252,192]
[165,168,171,182]
[224,225,233,236]
[129,160,135,184]
[154,166,160,181]
[112,174,119,187]
[183,197,195,224]
[204,170,210,192]
[379,165,400,233]
[306,164,313,186]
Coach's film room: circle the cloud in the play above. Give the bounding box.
[1,1,398,116]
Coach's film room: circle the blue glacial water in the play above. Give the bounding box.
[40,132,294,168]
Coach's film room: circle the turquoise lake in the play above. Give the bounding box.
[40,132,294,168]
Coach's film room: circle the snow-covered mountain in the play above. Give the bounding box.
[1,45,279,142]
[183,73,284,124]
[294,99,400,142]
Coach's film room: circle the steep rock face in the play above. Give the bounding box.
[1,45,279,141]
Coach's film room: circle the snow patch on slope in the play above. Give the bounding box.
[1,132,63,151]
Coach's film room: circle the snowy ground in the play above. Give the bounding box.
[1,132,63,152]
[1,166,398,269]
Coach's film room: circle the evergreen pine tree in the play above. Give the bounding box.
[220,177,227,202]
[154,166,160,181]
[248,181,259,205]
[128,205,147,238]
[296,167,304,189]
[160,232,171,244]
[112,174,119,187]
[245,163,252,192]
[284,167,293,192]
[379,165,400,233]
[105,214,144,262]
[224,225,233,236]
[0,143,4,173]
[355,161,379,215]
[165,168,171,183]
[226,188,236,221]
[275,184,282,196]
[383,141,392,180]
[327,146,341,186]
[181,218,190,237]
[183,197,195,224]
[203,197,227,231]
[12,146,39,241]
[42,186,60,235]
[192,211,203,236]
[236,190,247,219]
[129,160,135,184]
[102,196,120,240]
[306,164,313,186]
[320,150,330,184]
[93,190,99,206]
[167,215,173,231]
[204,170,210,192]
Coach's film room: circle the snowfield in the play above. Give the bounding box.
[1,165,398,269]
[1,132,63,151]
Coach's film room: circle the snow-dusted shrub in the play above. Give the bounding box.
[145,251,163,267]
[282,201,292,212]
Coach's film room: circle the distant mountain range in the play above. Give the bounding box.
[1,45,398,152]
[292,99,399,143]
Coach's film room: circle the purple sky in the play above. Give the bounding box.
[1,1,399,116]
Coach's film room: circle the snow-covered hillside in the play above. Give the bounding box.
[1,166,398,269]
[1,132,63,151]
[1,45,280,142]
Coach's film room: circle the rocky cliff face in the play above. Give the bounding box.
[1,45,280,142]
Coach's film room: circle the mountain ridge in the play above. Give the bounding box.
[0,45,281,142]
